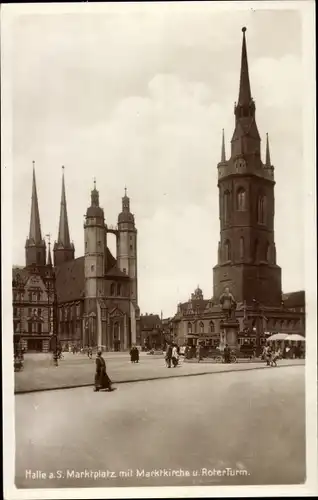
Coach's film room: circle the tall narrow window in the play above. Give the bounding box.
[117,283,121,296]
[209,321,215,333]
[199,322,204,334]
[187,322,192,334]
[258,195,267,224]
[239,237,244,260]
[236,188,246,211]
[224,240,231,261]
[37,323,42,334]
[224,190,230,223]
[266,242,271,262]
[110,283,115,296]
[254,239,259,262]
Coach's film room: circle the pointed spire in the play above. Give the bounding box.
[238,27,252,106]
[57,166,71,246]
[221,129,226,162]
[265,133,271,166]
[46,234,52,266]
[29,161,43,243]
[122,186,130,212]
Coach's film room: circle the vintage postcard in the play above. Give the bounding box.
[1,1,317,498]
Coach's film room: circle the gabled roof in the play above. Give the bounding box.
[140,314,161,330]
[55,256,85,303]
[282,291,305,308]
[105,266,130,279]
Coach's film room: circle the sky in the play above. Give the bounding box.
[8,3,306,317]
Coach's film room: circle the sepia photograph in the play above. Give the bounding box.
[1,1,317,498]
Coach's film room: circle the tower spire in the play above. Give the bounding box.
[221,129,226,162]
[25,161,46,267]
[57,166,71,246]
[53,166,75,266]
[265,133,271,166]
[29,161,43,243]
[46,234,52,266]
[238,27,252,106]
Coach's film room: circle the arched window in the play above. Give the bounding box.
[209,321,215,333]
[187,322,192,334]
[199,322,204,334]
[224,190,231,223]
[110,283,115,296]
[266,242,271,262]
[239,237,244,260]
[257,195,267,224]
[224,240,231,261]
[117,283,121,296]
[236,188,246,211]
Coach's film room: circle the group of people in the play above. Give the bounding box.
[262,343,281,367]
[165,343,180,368]
[130,345,140,363]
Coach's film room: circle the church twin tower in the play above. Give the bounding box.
[25,164,138,312]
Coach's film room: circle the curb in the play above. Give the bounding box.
[14,362,304,395]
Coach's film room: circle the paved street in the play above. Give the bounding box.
[15,365,305,488]
[15,351,304,393]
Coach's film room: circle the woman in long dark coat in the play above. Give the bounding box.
[94,350,112,392]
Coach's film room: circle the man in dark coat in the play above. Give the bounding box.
[223,344,231,363]
[165,343,173,368]
[94,350,112,392]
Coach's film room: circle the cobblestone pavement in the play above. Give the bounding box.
[15,352,305,393]
[15,365,305,488]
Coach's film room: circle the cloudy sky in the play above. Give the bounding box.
[6,3,309,316]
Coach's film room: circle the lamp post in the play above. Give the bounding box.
[252,299,264,357]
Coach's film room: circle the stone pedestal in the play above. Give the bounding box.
[220,320,239,351]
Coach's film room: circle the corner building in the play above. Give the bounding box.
[172,28,305,347]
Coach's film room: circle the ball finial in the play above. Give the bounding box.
[242,27,247,33]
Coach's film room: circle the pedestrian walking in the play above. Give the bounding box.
[165,343,173,368]
[263,343,272,366]
[130,345,139,363]
[223,344,231,363]
[271,346,281,367]
[94,350,112,392]
[196,343,203,363]
[171,344,179,368]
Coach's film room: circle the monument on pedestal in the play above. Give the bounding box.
[219,287,239,351]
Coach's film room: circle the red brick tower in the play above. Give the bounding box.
[213,28,282,307]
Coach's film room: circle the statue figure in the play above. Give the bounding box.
[219,286,237,320]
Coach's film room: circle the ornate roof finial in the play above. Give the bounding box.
[124,185,127,197]
[238,26,252,106]
[93,177,96,190]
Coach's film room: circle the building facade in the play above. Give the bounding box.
[172,28,305,348]
[12,166,140,352]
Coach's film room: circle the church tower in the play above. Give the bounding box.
[25,161,46,267]
[53,167,75,266]
[84,180,107,315]
[213,28,281,306]
[117,188,138,306]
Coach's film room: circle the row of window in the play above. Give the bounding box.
[13,307,45,318]
[188,321,215,335]
[223,189,267,224]
[59,304,81,321]
[13,291,43,302]
[222,239,274,263]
